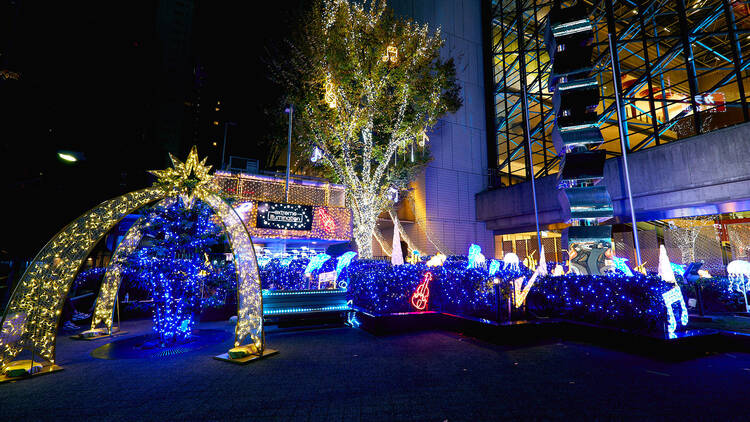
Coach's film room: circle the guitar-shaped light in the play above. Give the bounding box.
[411,272,432,311]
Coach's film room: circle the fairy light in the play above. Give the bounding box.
[0,187,164,368]
[305,253,331,275]
[345,259,677,333]
[292,0,455,258]
[324,79,337,108]
[90,218,147,332]
[426,253,446,267]
[317,208,336,233]
[335,252,357,277]
[382,44,398,63]
[663,285,689,334]
[0,147,267,369]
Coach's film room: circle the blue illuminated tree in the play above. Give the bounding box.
[126,199,229,345]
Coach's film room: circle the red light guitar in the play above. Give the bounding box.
[411,272,432,311]
[318,208,336,233]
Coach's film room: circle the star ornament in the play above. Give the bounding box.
[149,146,218,208]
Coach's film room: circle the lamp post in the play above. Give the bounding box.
[608,33,642,267]
[221,121,237,171]
[285,105,293,203]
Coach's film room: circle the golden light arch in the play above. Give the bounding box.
[0,147,264,372]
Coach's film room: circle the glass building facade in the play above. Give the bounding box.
[485,0,750,187]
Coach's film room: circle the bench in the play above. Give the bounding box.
[262,289,349,324]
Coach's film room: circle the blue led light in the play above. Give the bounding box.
[336,252,357,276]
[305,253,331,274]
[612,257,634,276]
[263,289,346,296]
[116,200,235,344]
[264,304,350,315]
[488,260,501,276]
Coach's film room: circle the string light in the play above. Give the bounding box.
[289,0,456,258]
[426,253,446,267]
[1,147,266,370]
[662,286,689,334]
[305,254,332,275]
[382,44,398,63]
[0,187,164,369]
[345,259,680,333]
[91,218,147,332]
[324,79,337,108]
[256,202,313,231]
[335,252,358,277]
[466,244,486,269]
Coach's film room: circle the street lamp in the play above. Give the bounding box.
[221,121,237,170]
[57,150,84,163]
[284,105,293,203]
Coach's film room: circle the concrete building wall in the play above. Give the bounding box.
[477,122,750,232]
[381,0,493,257]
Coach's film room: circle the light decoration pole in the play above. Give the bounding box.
[273,0,462,258]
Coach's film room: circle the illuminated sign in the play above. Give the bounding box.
[231,201,352,241]
[256,202,313,231]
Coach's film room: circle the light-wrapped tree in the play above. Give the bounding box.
[272,0,461,257]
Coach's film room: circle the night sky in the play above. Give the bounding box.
[0,1,306,258]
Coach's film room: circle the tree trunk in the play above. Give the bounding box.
[352,215,377,259]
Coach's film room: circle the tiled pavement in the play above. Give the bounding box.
[2,319,750,421]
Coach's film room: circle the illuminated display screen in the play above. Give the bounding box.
[256,202,313,231]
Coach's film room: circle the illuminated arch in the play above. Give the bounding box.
[90,215,146,332]
[89,194,264,349]
[0,147,264,371]
[0,188,164,368]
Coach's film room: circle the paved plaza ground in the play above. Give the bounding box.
[2,319,750,421]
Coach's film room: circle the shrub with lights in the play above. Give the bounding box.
[344,259,527,319]
[526,273,670,331]
[341,259,687,332]
[254,250,704,333]
[122,200,231,345]
[259,257,337,290]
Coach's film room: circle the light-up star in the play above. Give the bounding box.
[149,146,217,208]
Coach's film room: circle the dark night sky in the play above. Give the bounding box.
[0,1,306,258]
